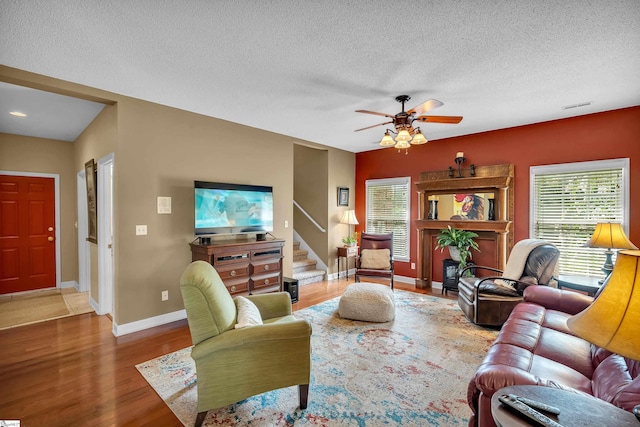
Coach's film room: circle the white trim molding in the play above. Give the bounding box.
[112,309,187,336]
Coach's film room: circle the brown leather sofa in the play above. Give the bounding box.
[466,284,640,427]
[458,243,560,326]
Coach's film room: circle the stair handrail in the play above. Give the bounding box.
[293,200,326,233]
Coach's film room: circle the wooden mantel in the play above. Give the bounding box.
[415,164,514,289]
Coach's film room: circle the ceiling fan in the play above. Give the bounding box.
[355,95,463,151]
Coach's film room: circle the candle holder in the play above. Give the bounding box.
[455,155,466,178]
[488,198,495,220]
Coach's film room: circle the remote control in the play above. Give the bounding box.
[498,394,564,427]
[509,394,561,415]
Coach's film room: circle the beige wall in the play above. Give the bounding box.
[113,98,296,324]
[0,65,356,328]
[0,133,77,283]
[328,147,356,272]
[293,144,356,275]
[294,145,329,260]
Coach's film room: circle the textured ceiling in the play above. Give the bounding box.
[1,1,639,152]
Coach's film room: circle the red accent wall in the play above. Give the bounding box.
[355,107,640,280]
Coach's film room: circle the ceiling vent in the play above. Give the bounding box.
[562,101,592,110]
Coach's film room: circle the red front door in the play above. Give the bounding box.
[0,175,56,294]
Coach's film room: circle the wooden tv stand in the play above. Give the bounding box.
[190,238,285,297]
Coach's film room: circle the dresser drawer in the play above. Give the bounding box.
[251,247,282,260]
[251,272,281,291]
[252,260,281,275]
[216,263,250,281]
[250,284,281,295]
[224,278,250,296]
[213,251,250,266]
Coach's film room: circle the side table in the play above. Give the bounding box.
[556,274,602,296]
[337,246,358,280]
[491,385,637,427]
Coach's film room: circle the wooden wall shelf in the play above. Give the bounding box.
[415,164,514,289]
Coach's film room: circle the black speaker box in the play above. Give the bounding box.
[283,277,299,303]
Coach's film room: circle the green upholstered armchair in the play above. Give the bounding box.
[180,261,312,427]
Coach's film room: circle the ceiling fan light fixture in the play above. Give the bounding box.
[395,129,411,142]
[394,140,411,149]
[410,131,427,145]
[379,131,395,147]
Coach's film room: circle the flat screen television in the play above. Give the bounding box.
[194,181,273,236]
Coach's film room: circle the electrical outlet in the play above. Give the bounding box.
[411,262,416,270]
[284,220,289,228]
[136,225,147,235]
[161,290,168,301]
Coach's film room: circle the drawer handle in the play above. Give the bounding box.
[230,285,237,292]
[265,279,270,285]
[230,270,236,276]
[264,265,270,271]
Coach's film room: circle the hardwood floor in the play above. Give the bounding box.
[0,278,453,426]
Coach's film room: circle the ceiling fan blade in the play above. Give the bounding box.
[415,115,463,124]
[407,99,443,116]
[354,121,393,132]
[355,109,395,118]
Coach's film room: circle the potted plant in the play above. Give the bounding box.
[435,225,480,271]
[342,232,358,247]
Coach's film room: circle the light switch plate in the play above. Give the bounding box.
[136,225,147,235]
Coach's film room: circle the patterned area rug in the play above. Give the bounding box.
[136,290,498,426]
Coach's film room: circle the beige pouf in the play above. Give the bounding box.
[338,282,395,322]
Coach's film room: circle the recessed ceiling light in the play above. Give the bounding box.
[9,111,27,117]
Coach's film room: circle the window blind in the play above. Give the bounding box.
[365,177,410,261]
[532,166,624,277]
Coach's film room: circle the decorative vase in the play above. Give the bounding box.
[448,246,462,262]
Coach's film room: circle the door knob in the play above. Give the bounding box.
[48,236,54,241]
[48,227,54,232]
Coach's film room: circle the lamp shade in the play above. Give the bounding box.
[567,250,640,360]
[394,140,411,149]
[379,131,395,147]
[340,210,359,225]
[395,129,411,142]
[410,131,427,145]
[585,222,638,250]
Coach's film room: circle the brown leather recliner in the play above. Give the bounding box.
[457,240,560,326]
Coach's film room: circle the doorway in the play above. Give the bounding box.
[97,154,114,316]
[77,154,114,316]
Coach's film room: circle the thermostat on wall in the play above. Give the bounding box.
[157,197,171,214]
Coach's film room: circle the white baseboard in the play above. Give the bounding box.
[89,297,100,313]
[59,280,78,290]
[112,309,187,337]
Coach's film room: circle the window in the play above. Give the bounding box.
[365,177,410,261]
[530,159,629,277]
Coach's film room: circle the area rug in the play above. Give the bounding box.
[0,290,70,329]
[136,290,498,426]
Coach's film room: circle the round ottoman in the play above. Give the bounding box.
[338,282,395,322]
